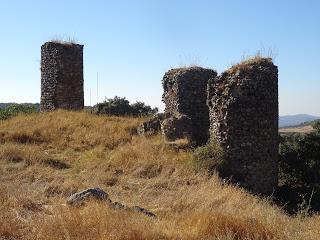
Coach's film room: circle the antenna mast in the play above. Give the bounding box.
[96,72,99,104]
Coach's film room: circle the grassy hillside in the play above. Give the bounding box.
[0,111,319,240]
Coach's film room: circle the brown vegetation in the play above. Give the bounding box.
[279,125,315,134]
[226,56,273,75]
[0,110,319,239]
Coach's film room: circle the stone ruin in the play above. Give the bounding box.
[38,42,278,194]
[40,41,84,111]
[207,58,278,194]
[161,67,217,145]
[148,58,278,194]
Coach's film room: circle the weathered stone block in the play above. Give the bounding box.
[161,114,192,142]
[207,58,278,194]
[162,67,217,145]
[137,117,161,136]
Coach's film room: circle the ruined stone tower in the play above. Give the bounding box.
[207,58,278,194]
[162,67,217,145]
[40,41,84,111]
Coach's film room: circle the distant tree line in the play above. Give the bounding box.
[0,98,158,119]
[0,104,38,120]
[93,96,158,117]
[0,102,40,110]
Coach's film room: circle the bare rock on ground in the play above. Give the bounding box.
[137,113,169,136]
[67,188,156,218]
[67,188,112,206]
[137,118,161,136]
[161,114,192,142]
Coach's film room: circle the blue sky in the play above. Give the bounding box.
[0,0,319,115]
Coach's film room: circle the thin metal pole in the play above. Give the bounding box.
[96,72,99,105]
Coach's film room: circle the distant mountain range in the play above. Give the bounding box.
[279,114,320,128]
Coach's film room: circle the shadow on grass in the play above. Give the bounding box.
[273,185,320,215]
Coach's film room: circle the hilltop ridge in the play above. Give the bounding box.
[279,114,320,128]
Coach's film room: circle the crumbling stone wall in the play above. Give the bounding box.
[207,58,278,194]
[161,114,192,141]
[162,67,217,145]
[40,42,84,111]
[137,114,163,136]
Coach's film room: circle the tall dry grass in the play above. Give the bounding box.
[0,110,319,239]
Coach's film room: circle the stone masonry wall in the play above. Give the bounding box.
[162,67,217,145]
[207,58,278,194]
[41,42,84,111]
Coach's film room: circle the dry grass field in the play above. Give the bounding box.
[279,125,314,134]
[1,110,319,240]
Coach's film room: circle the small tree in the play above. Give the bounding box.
[131,101,158,117]
[95,96,158,117]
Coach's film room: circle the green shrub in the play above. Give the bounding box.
[279,126,320,187]
[190,140,224,173]
[0,104,37,120]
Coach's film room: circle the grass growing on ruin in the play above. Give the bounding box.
[0,110,320,239]
[226,55,274,75]
[49,36,79,45]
